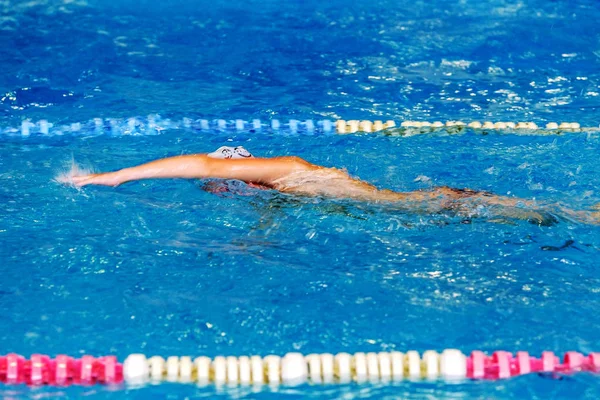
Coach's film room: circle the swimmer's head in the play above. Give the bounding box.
[207,146,254,159]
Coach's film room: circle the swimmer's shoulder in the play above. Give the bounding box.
[265,156,322,172]
[206,154,318,169]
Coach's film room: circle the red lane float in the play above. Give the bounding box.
[0,354,123,386]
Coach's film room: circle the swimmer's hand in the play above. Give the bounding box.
[71,172,121,187]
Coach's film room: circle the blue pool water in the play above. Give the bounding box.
[2,0,600,398]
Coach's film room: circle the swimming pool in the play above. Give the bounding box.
[2,0,600,398]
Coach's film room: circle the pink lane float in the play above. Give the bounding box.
[0,354,122,386]
[1,350,599,387]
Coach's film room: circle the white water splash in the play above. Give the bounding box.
[53,158,95,186]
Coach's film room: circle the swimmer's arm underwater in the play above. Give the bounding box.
[71,155,317,187]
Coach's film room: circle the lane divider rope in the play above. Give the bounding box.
[0,116,597,137]
[1,350,599,386]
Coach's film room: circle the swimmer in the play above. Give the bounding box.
[69,146,599,225]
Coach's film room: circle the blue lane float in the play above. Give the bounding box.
[1,116,337,138]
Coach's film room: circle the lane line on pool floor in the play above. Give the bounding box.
[1,350,599,386]
[1,116,599,137]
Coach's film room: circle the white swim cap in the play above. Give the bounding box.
[207,146,254,159]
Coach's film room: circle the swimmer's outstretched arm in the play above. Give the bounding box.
[71,155,317,187]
